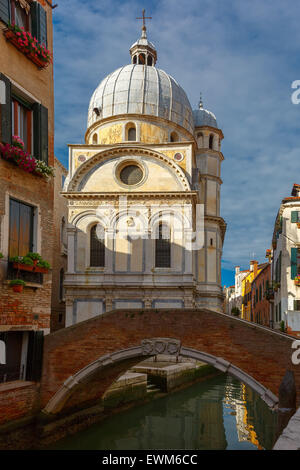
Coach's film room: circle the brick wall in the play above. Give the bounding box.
[0,381,39,425]
[0,158,54,332]
[40,309,300,414]
[0,0,54,334]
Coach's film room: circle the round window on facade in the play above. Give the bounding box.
[119,164,143,186]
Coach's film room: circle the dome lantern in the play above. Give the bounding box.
[193,94,218,129]
[130,9,157,66]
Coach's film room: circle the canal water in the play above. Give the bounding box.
[49,373,278,450]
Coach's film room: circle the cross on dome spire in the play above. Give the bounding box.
[136,9,152,38]
[130,9,157,66]
[199,93,203,109]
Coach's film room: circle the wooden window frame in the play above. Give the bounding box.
[10,0,30,31]
[11,96,33,153]
[9,197,34,258]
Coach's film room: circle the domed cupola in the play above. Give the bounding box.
[130,9,157,66]
[193,95,218,129]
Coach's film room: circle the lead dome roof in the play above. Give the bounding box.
[87,64,194,134]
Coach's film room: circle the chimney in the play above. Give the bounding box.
[235,266,240,275]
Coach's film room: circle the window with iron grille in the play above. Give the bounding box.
[90,224,105,267]
[155,223,170,268]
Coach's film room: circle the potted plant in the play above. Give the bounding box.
[297,222,300,229]
[10,255,34,272]
[35,259,51,274]
[26,252,42,266]
[0,252,3,259]
[9,279,26,293]
[294,275,300,286]
[26,252,51,273]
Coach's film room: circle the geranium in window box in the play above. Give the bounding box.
[4,23,52,69]
[9,279,26,293]
[0,136,54,179]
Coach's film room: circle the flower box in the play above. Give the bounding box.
[34,266,49,274]
[297,223,300,229]
[3,25,52,69]
[0,137,54,179]
[13,262,33,272]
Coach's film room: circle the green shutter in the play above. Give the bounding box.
[291,247,298,279]
[0,73,12,144]
[0,0,10,25]
[33,103,48,164]
[31,1,47,46]
[26,331,44,381]
[291,211,299,223]
[279,251,282,281]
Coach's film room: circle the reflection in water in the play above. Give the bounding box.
[49,373,278,450]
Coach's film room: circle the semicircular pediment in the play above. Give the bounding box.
[67,147,191,192]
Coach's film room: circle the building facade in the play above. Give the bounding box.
[0,0,54,382]
[50,157,68,332]
[251,262,270,327]
[63,23,226,326]
[269,184,300,336]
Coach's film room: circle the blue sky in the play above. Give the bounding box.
[52,0,300,287]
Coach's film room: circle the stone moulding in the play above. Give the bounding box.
[66,146,191,192]
[42,338,278,416]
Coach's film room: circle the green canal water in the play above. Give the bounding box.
[49,373,278,450]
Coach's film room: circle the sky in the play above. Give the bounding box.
[52,0,300,287]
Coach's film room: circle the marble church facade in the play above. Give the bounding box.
[62,21,226,326]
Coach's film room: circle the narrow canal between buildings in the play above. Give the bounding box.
[48,373,278,450]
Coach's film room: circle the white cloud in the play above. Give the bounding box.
[53,0,300,273]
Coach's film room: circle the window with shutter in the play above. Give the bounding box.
[31,0,47,46]
[32,103,48,163]
[0,73,12,144]
[291,211,299,223]
[11,95,33,152]
[291,247,298,279]
[9,198,34,258]
[0,0,10,24]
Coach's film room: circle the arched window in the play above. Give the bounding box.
[209,134,214,149]
[92,133,98,144]
[128,125,136,141]
[90,224,105,267]
[147,55,153,66]
[197,132,203,147]
[138,53,145,64]
[170,132,178,142]
[133,55,137,64]
[155,223,171,268]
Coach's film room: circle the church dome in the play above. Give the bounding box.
[87,64,194,134]
[193,98,218,128]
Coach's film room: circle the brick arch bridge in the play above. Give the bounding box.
[40,309,300,417]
